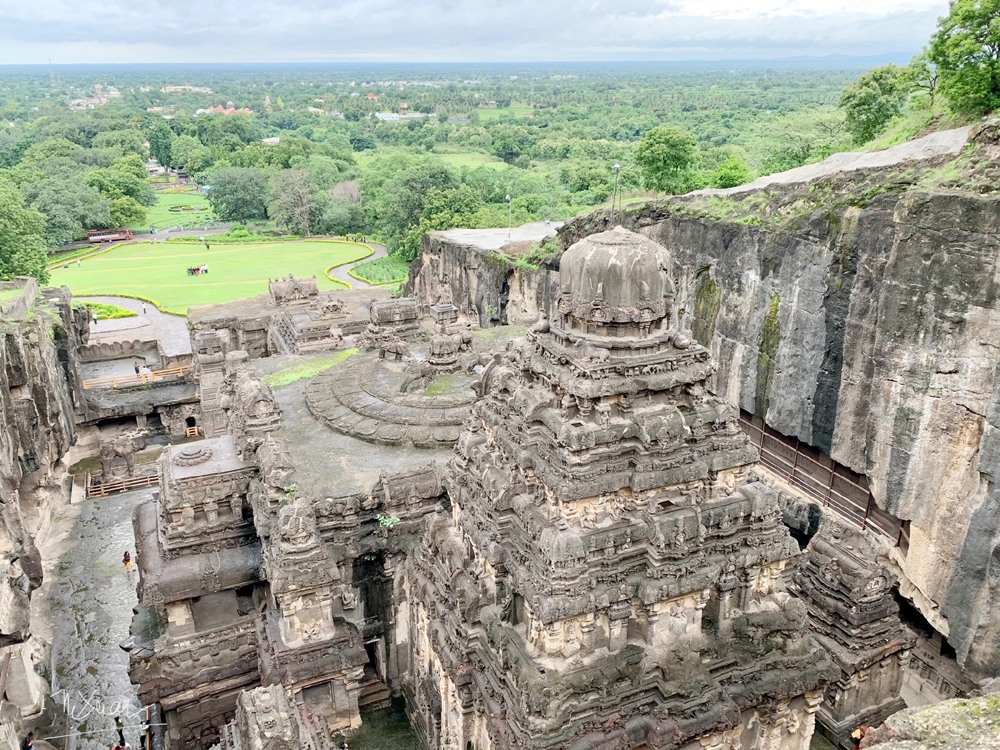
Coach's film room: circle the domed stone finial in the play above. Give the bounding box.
[557,226,675,335]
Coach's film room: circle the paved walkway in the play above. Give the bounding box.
[88,316,152,334]
[327,242,388,289]
[86,297,191,357]
[32,488,151,750]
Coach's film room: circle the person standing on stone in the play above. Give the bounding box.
[115,716,125,745]
[123,551,132,570]
[20,731,33,750]
[133,362,140,375]
[141,302,146,314]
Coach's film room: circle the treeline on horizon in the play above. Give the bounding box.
[2,0,998,284]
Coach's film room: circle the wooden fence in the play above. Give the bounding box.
[86,472,159,498]
[82,364,190,390]
[739,411,907,546]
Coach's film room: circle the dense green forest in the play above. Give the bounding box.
[2,6,990,285]
[0,62,869,273]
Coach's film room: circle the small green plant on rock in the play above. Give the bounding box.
[376,514,401,538]
[282,483,298,502]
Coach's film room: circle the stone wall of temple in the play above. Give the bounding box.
[0,279,89,731]
[408,126,1000,681]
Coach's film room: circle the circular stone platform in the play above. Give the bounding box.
[305,351,479,448]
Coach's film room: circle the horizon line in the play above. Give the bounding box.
[0,53,914,68]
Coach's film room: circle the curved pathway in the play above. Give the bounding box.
[84,296,192,357]
[327,241,388,289]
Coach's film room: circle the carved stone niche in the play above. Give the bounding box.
[232,684,301,750]
[269,274,319,306]
[791,519,916,748]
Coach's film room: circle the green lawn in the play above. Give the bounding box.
[476,106,534,121]
[350,255,410,284]
[50,240,369,312]
[129,190,214,231]
[436,151,508,170]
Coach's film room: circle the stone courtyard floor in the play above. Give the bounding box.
[32,488,150,750]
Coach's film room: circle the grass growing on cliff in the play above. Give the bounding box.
[263,349,357,388]
[755,294,781,416]
[515,240,561,270]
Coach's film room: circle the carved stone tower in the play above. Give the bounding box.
[402,226,835,750]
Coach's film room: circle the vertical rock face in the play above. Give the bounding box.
[402,227,835,750]
[0,278,88,724]
[408,145,1000,678]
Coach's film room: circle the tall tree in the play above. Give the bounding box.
[268,170,314,235]
[839,64,906,144]
[0,185,48,283]
[169,135,201,169]
[929,0,1000,115]
[903,52,940,107]
[634,125,699,194]
[93,129,148,159]
[710,155,752,189]
[148,122,173,167]
[205,167,270,222]
[23,177,110,247]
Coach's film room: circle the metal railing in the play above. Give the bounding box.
[739,411,906,544]
[82,364,190,390]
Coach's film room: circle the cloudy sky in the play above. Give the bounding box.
[0,0,950,64]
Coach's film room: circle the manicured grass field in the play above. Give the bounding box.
[128,191,214,231]
[436,151,508,170]
[49,240,369,313]
[350,255,411,284]
[476,106,535,121]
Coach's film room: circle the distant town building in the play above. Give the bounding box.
[194,104,253,116]
[162,85,213,94]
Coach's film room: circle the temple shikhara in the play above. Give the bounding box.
[8,206,986,750]
[122,228,839,749]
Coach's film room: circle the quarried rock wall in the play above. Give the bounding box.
[0,279,88,726]
[409,185,1000,678]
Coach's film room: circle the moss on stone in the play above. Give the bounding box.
[755,294,781,417]
[263,349,357,389]
[692,268,721,347]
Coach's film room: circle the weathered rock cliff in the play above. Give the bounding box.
[407,123,1000,678]
[0,277,88,731]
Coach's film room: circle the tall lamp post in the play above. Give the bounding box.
[506,194,512,240]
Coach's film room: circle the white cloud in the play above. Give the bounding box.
[0,0,950,63]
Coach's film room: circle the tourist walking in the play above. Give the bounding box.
[115,715,126,745]
[123,551,132,570]
[141,302,146,314]
[20,731,33,750]
[133,362,140,375]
